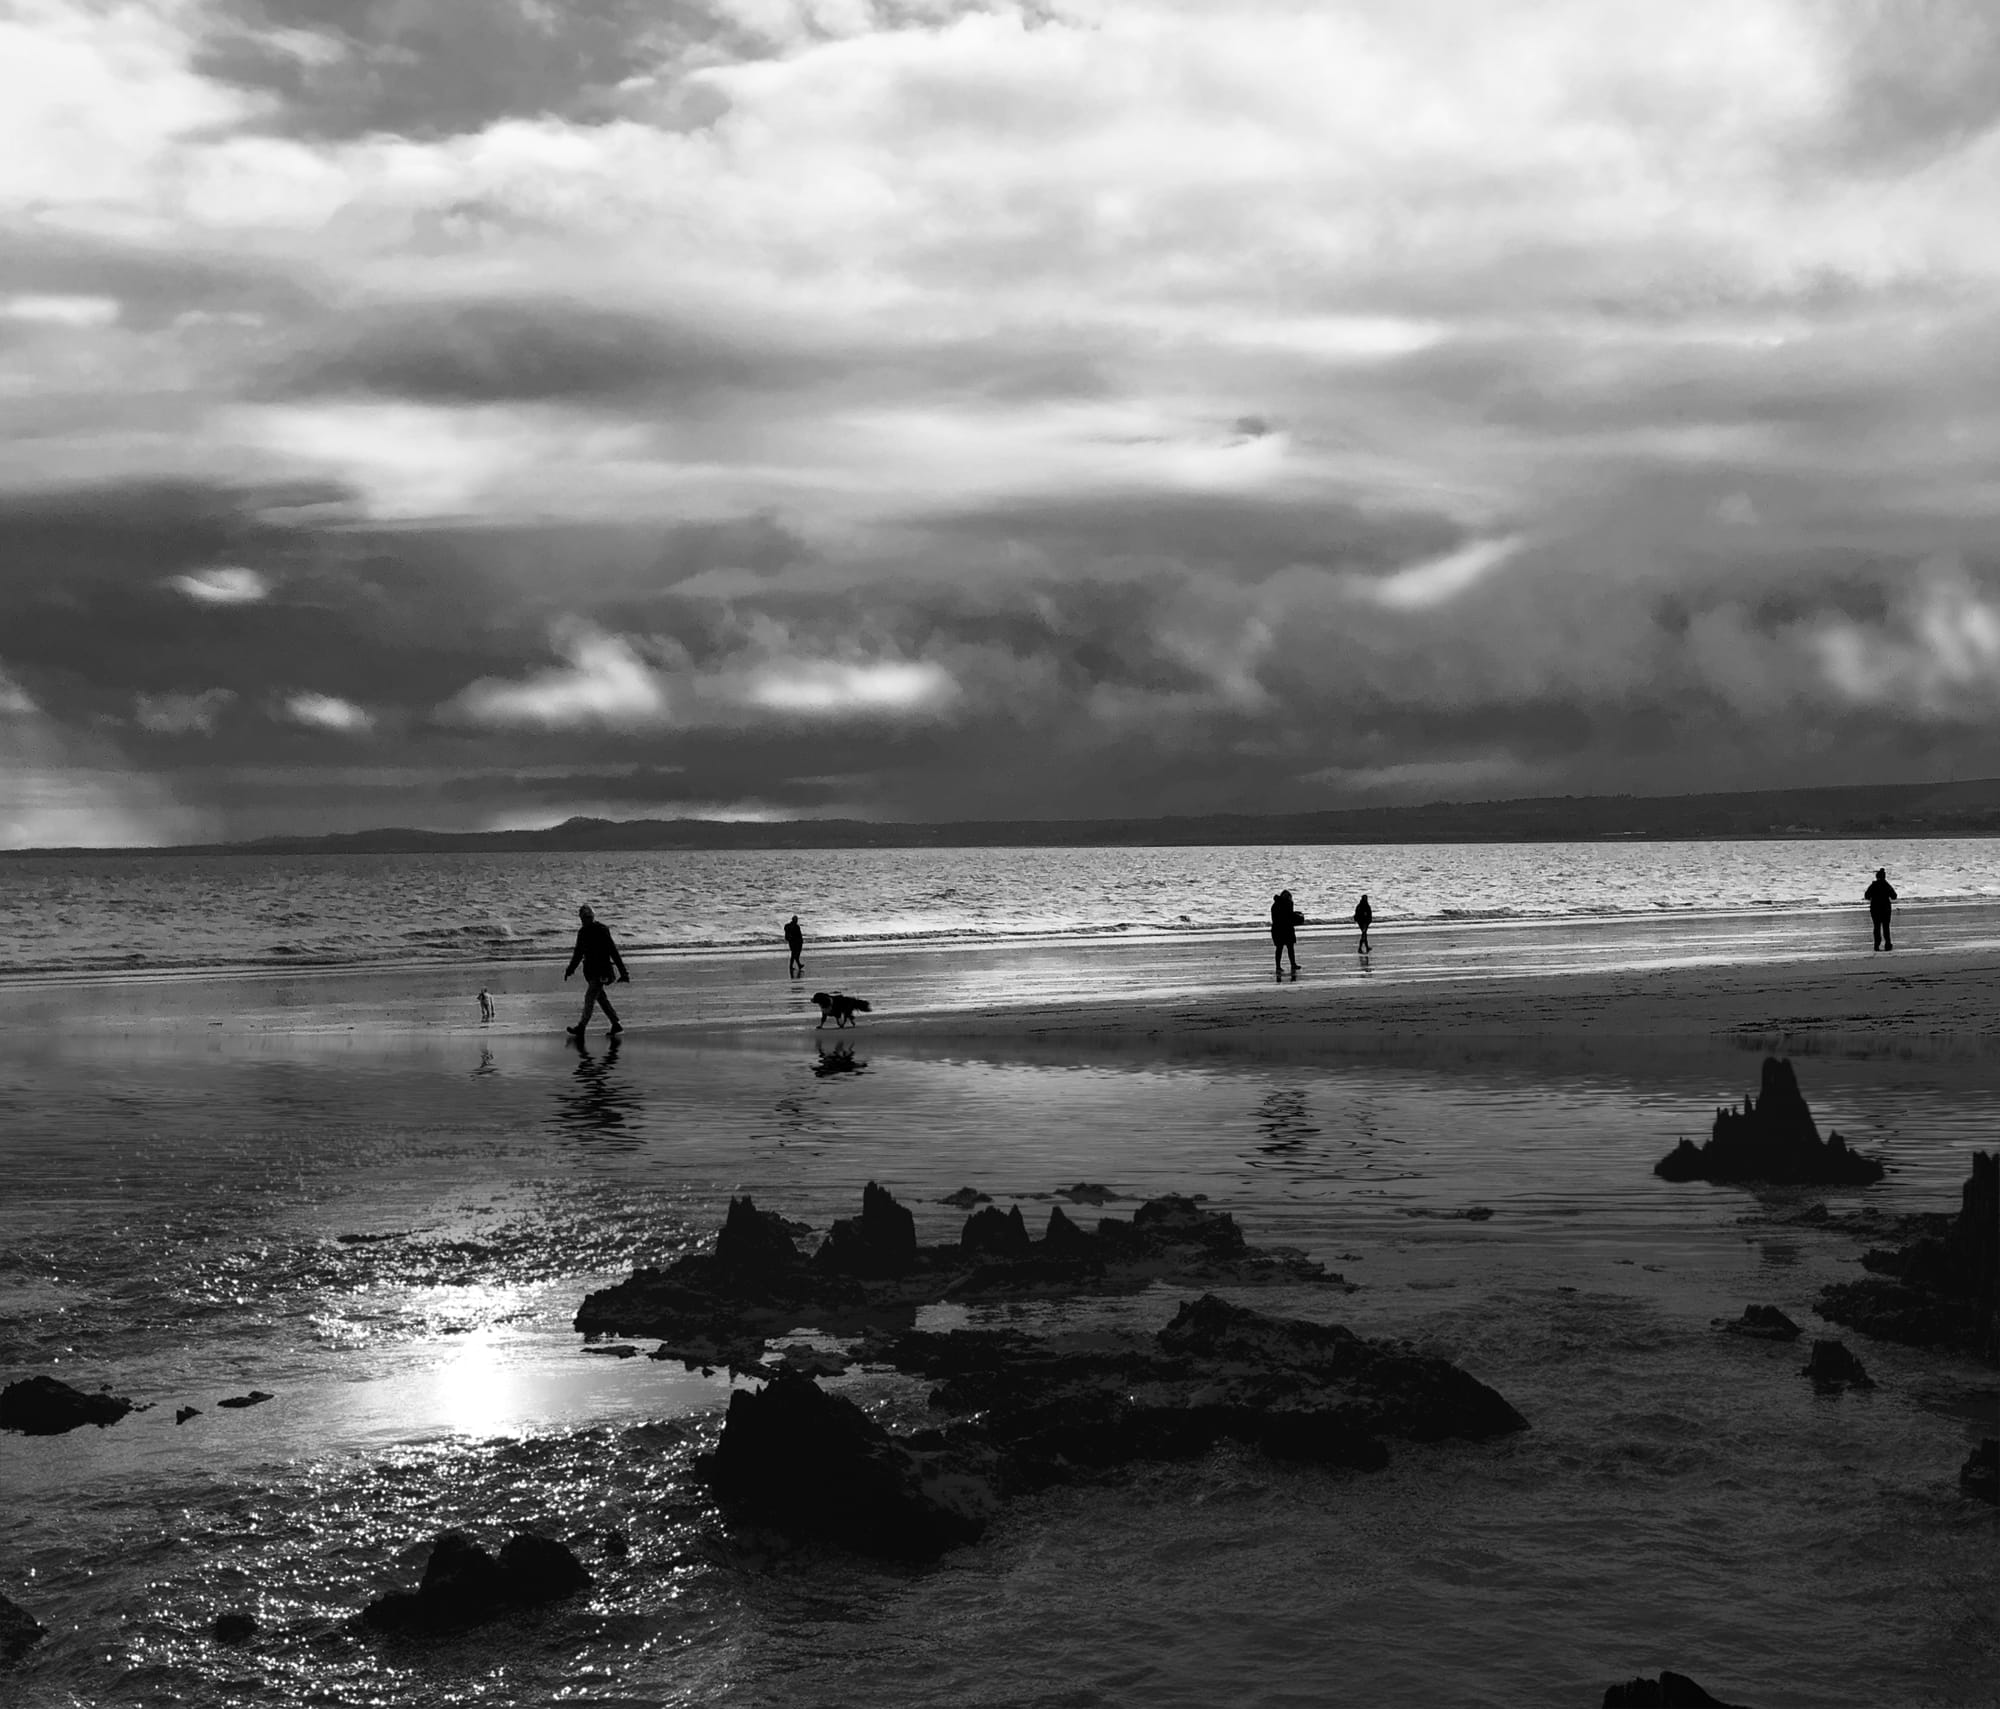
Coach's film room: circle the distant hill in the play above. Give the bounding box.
[16,775,2000,857]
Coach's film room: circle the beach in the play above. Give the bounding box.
[2,904,1996,1706]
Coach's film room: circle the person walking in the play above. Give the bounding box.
[784,914,804,978]
[1864,868,1898,951]
[564,904,629,1036]
[1270,889,1302,981]
[1353,893,1372,953]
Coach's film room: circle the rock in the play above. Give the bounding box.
[1714,1305,1801,1341]
[361,1530,591,1633]
[216,1392,273,1410]
[600,1529,629,1557]
[0,1375,134,1435]
[960,1204,1032,1260]
[698,1367,988,1561]
[0,1592,46,1667]
[814,1181,919,1279]
[1802,1339,1874,1391]
[939,1187,990,1208]
[210,1611,257,1644]
[1961,1438,1997,1505]
[713,1196,807,1284]
[1041,1204,1098,1258]
[1056,1182,1120,1204]
[175,1406,201,1425]
[577,1185,1339,1363]
[581,1344,639,1358]
[1816,1151,1998,1364]
[1656,1059,1883,1186]
[1602,1671,1750,1707]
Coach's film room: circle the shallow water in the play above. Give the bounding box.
[4,837,1996,976]
[2,991,1995,1707]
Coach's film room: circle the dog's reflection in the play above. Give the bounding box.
[812,1040,868,1078]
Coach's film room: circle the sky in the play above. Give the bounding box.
[3,0,1999,846]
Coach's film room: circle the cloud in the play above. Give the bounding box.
[0,293,120,327]
[1348,537,1523,612]
[443,624,671,730]
[167,565,271,605]
[1811,562,2000,719]
[744,658,956,715]
[283,690,374,732]
[135,687,236,735]
[0,665,36,716]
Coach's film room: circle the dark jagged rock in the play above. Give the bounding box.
[1802,1339,1874,1391]
[217,1391,273,1410]
[361,1530,590,1633]
[210,1612,257,1644]
[1816,1151,1998,1364]
[1714,1305,1801,1341]
[714,1196,808,1284]
[0,1593,46,1667]
[868,1293,1522,1501]
[698,1367,989,1561]
[813,1180,919,1279]
[575,1184,1339,1357]
[0,1375,133,1435]
[175,1406,201,1424]
[1961,1437,1997,1504]
[1656,1058,1883,1185]
[1603,1672,1750,1708]
[960,1203,1032,1260]
[939,1187,990,1208]
[725,1295,1523,1558]
[1056,1182,1121,1204]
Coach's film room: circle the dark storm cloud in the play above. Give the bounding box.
[190,0,756,141]
[263,296,809,405]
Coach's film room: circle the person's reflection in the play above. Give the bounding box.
[554,1033,642,1144]
[471,1045,497,1078]
[1254,1086,1319,1154]
[812,1040,867,1078]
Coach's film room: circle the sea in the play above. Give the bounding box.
[3,836,1999,978]
[0,842,1995,1708]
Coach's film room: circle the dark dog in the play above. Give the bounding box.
[810,991,872,1029]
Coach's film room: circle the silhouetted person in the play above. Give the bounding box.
[1353,893,1372,952]
[1270,889,1302,981]
[784,914,804,978]
[564,904,628,1036]
[1864,868,1897,951]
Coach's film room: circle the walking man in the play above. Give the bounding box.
[564,904,629,1036]
[784,914,804,978]
[1864,868,1898,952]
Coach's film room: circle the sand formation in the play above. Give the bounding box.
[1815,1149,1999,1364]
[576,1182,1344,1369]
[700,1292,1528,1561]
[1655,1057,1883,1185]
[579,1185,1525,1561]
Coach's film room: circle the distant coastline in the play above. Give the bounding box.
[8,775,2000,857]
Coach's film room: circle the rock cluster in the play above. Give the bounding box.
[1602,1672,1751,1708]
[577,1183,1341,1370]
[0,1376,134,1435]
[1655,1059,1883,1186]
[1713,1305,1801,1342]
[1816,1151,1998,1365]
[0,1593,45,1668]
[700,1292,1526,1560]
[361,1531,591,1633]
